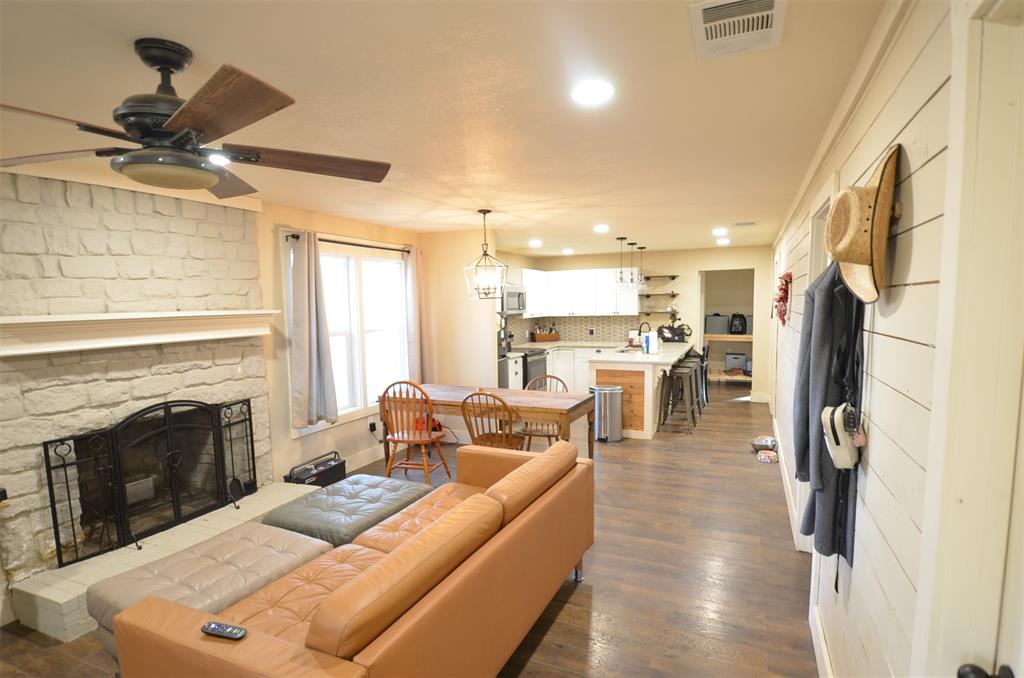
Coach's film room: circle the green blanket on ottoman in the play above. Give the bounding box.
[262,474,432,546]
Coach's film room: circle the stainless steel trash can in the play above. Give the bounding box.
[590,385,623,443]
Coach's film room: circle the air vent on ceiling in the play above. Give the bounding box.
[689,0,786,61]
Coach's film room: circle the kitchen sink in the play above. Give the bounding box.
[615,346,643,353]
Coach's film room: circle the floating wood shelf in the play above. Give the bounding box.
[710,369,752,383]
[0,310,280,357]
[641,293,679,298]
[643,275,678,281]
[705,333,753,343]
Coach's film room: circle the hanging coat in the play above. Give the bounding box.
[793,261,860,562]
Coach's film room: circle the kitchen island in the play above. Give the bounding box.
[511,340,692,440]
[587,342,692,439]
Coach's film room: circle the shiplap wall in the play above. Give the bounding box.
[771,2,950,675]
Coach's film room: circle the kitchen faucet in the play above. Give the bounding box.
[637,321,652,334]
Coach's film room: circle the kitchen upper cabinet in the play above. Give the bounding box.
[522,268,547,318]
[519,267,639,318]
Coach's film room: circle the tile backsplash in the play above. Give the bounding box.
[506,313,670,343]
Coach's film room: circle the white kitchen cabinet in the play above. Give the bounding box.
[572,347,610,392]
[548,347,576,391]
[546,270,596,316]
[522,268,547,318]
[616,270,640,315]
[505,354,524,389]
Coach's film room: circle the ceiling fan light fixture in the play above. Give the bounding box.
[111,148,226,190]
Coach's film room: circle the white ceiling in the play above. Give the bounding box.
[0,1,881,255]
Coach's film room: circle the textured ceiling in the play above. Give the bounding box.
[0,1,881,255]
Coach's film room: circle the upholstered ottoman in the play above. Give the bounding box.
[87,521,331,657]
[261,474,432,546]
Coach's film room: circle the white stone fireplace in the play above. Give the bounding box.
[0,172,305,639]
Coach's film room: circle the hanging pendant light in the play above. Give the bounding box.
[616,236,627,284]
[637,246,647,289]
[464,209,508,300]
[627,242,637,287]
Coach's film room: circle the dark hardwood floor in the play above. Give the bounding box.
[1,383,816,677]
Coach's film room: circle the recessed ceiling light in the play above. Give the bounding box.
[208,153,231,166]
[562,248,575,256]
[571,79,615,107]
[593,223,610,233]
[528,238,543,249]
[712,227,728,237]
[716,238,731,246]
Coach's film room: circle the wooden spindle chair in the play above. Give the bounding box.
[380,380,450,483]
[519,374,569,451]
[461,391,525,450]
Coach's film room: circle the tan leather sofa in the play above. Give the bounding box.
[113,441,594,678]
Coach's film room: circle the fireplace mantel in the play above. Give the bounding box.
[0,310,280,357]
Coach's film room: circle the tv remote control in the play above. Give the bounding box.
[201,621,246,640]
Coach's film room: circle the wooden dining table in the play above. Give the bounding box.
[378,384,596,463]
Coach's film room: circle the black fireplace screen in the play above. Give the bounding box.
[42,398,257,567]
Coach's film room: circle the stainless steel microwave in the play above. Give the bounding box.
[504,286,526,314]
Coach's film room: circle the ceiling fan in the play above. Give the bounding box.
[0,38,391,199]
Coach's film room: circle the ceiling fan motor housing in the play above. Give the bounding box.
[113,38,194,138]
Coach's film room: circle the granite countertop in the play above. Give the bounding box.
[511,340,624,350]
[587,342,692,366]
[510,341,692,367]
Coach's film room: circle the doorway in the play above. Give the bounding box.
[700,268,755,400]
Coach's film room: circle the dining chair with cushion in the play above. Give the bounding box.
[519,374,569,451]
[461,391,526,451]
[380,380,451,483]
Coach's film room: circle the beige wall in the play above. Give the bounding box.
[521,246,773,401]
[418,229,498,387]
[769,2,950,675]
[256,202,420,481]
[704,268,755,317]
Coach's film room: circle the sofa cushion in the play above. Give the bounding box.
[221,544,386,645]
[307,494,503,659]
[262,474,432,546]
[88,521,331,655]
[484,440,578,526]
[352,482,484,553]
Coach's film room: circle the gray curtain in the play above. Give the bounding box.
[403,247,423,383]
[286,231,338,427]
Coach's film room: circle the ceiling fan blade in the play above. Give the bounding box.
[0,147,133,168]
[1,103,137,142]
[221,143,391,183]
[163,65,295,143]
[208,169,257,199]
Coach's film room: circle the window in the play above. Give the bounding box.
[288,236,412,429]
[320,241,410,416]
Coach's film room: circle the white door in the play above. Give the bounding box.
[592,268,618,315]
[549,348,575,391]
[521,268,547,318]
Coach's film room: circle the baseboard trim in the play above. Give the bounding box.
[773,416,813,553]
[345,445,385,472]
[809,603,835,678]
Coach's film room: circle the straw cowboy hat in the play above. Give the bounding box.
[826,145,902,303]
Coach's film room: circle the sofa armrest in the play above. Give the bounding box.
[455,445,537,487]
[114,597,367,678]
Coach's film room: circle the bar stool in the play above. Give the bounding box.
[663,363,699,433]
[682,357,703,417]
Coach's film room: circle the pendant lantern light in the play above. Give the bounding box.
[463,209,508,300]
[637,245,647,289]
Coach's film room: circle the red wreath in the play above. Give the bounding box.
[775,272,793,326]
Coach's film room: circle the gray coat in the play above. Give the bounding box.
[793,261,858,562]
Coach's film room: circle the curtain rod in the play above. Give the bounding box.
[285,233,411,254]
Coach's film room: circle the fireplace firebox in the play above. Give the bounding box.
[42,399,257,567]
